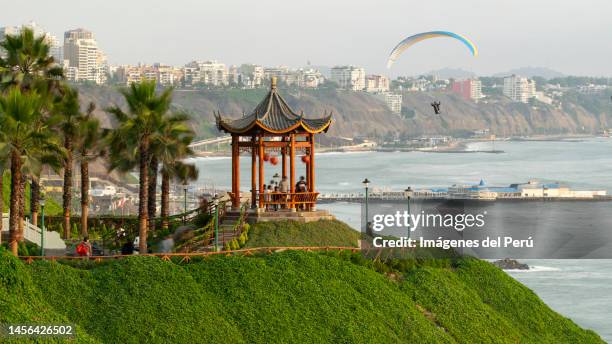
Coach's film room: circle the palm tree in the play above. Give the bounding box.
[75,103,101,237]
[0,27,63,93]
[151,112,197,229]
[147,155,158,232]
[106,80,172,253]
[54,86,82,239]
[0,27,64,233]
[0,87,63,255]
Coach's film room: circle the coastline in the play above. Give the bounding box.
[192,134,605,159]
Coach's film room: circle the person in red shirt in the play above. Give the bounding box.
[76,236,92,257]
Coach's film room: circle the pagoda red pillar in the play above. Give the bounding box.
[251,136,256,208]
[309,133,315,192]
[231,135,240,209]
[258,135,265,209]
[281,137,287,179]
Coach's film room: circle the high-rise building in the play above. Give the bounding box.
[365,75,390,93]
[330,66,365,91]
[63,28,107,84]
[376,92,402,115]
[503,75,536,103]
[0,22,62,63]
[183,60,227,86]
[451,79,483,101]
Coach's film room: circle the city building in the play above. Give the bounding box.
[63,28,107,84]
[376,92,402,115]
[577,84,608,95]
[113,63,183,86]
[183,60,228,87]
[330,66,365,91]
[503,75,536,103]
[365,75,390,93]
[230,64,264,88]
[451,78,483,101]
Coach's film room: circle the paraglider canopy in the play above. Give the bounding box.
[387,31,478,68]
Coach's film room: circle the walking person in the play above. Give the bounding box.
[264,184,272,211]
[273,186,280,211]
[296,176,308,210]
[279,176,289,209]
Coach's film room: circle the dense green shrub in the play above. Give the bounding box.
[0,229,604,343]
[245,220,360,248]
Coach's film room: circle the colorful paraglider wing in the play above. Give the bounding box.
[387,31,478,68]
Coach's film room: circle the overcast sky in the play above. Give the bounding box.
[2,0,611,76]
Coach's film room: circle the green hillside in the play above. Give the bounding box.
[0,245,603,343]
[244,220,361,248]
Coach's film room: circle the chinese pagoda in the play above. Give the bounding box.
[215,77,332,212]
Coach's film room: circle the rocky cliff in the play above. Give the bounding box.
[75,84,611,139]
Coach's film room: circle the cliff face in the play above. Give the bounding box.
[400,92,608,137]
[75,84,610,139]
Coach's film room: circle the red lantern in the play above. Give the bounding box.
[270,156,279,165]
[301,155,310,164]
[263,153,270,162]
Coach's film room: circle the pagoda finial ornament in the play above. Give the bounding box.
[271,76,277,90]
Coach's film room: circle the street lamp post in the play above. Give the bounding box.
[362,178,370,232]
[404,187,412,237]
[272,173,280,186]
[213,194,219,251]
[40,194,46,257]
[182,184,188,224]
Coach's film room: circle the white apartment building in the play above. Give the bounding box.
[234,64,264,87]
[113,64,182,86]
[376,92,402,115]
[330,66,365,91]
[365,75,390,93]
[263,66,290,82]
[183,60,228,86]
[63,28,107,84]
[503,75,536,103]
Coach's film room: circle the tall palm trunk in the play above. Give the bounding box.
[148,156,158,232]
[0,167,3,244]
[80,160,89,237]
[138,137,149,253]
[161,170,170,230]
[18,174,26,243]
[9,151,22,255]
[63,138,73,239]
[30,177,39,226]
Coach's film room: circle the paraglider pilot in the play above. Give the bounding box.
[431,101,441,115]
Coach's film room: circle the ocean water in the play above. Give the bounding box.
[192,138,612,341]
